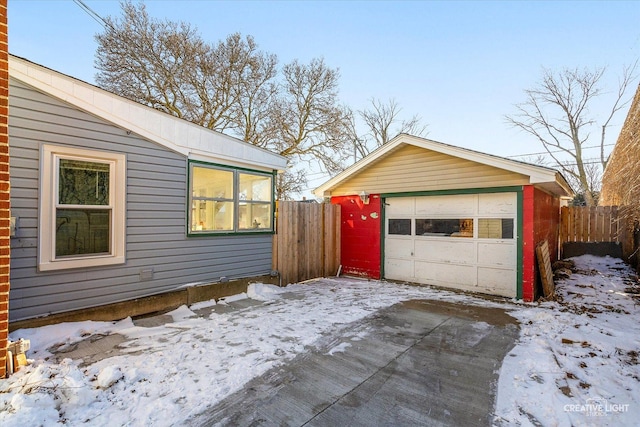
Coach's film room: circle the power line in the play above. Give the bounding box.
[507,143,615,159]
[73,0,109,28]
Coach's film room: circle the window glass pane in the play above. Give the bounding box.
[239,173,272,202]
[478,218,514,239]
[389,219,411,235]
[55,209,110,257]
[191,200,234,231]
[238,203,272,230]
[416,219,473,237]
[192,166,233,200]
[59,159,110,205]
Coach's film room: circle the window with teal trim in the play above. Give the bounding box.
[189,162,273,234]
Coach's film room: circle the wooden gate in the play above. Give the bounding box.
[272,201,341,286]
[560,206,622,243]
[560,205,633,259]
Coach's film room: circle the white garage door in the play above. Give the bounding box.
[384,193,517,297]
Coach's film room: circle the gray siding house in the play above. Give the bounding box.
[8,55,287,322]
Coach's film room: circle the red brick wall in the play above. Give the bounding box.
[601,84,640,208]
[600,85,640,268]
[0,0,9,378]
[331,194,381,279]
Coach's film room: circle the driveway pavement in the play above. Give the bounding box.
[188,298,519,426]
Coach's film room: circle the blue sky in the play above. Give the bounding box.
[8,0,640,195]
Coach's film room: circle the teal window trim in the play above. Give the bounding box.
[380,186,524,298]
[187,160,276,237]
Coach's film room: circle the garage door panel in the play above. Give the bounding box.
[415,261,476,287]
[478,242,515,266]
[386,237,414,258]
[386,198,415,215]
[478,193,517,215]
[478,267,516,297]
[385,193,517,299]
[385,258,413,280]
[415,194,476,216]
[415,239,476,264]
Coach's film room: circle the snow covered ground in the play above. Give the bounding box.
[495,255,640,426]
[1,255,639,426]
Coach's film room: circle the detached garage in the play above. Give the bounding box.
[314,134,573,302]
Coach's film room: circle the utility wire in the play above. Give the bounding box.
[69,0,617,189]
[507,143,615,159]
[73,0,110,29]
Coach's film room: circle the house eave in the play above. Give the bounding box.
[314,133,573,198]
[8,54,287,172]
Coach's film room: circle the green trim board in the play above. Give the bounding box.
[380,186,522,199]
[380,186,524,298]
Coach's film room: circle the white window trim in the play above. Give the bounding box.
[39,144,126,271]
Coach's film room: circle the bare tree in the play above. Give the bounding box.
[269,58,353,178]
[96,2,278,136]
[275,168,306,201]
[96,2,217,124]
[359,98,428,151]
[224,34,279,148]
[95,1,353,199]
[554,159,603,205]
[505,64,637,206]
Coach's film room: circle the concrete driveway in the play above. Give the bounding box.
[188,299,519,426]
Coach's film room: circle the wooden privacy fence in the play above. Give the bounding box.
[272,201,341,286]
[560,205,633,259]
[560,205,622,243]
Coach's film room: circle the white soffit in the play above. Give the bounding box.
[9,55,287,172]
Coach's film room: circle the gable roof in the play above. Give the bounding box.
[8,54,287,172]
[314,133,573,198]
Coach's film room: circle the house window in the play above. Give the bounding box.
[189,162,274,234]
[39,145,126,271]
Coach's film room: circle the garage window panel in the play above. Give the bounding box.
[478,218,514,239]
[388,218,411,235]
[415,218,473,237]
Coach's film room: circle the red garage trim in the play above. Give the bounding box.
[522,185,536,302]
[331,194,381,279]
[521,185,561,302]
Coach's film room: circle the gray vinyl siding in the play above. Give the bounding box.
[9,79,273,321]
